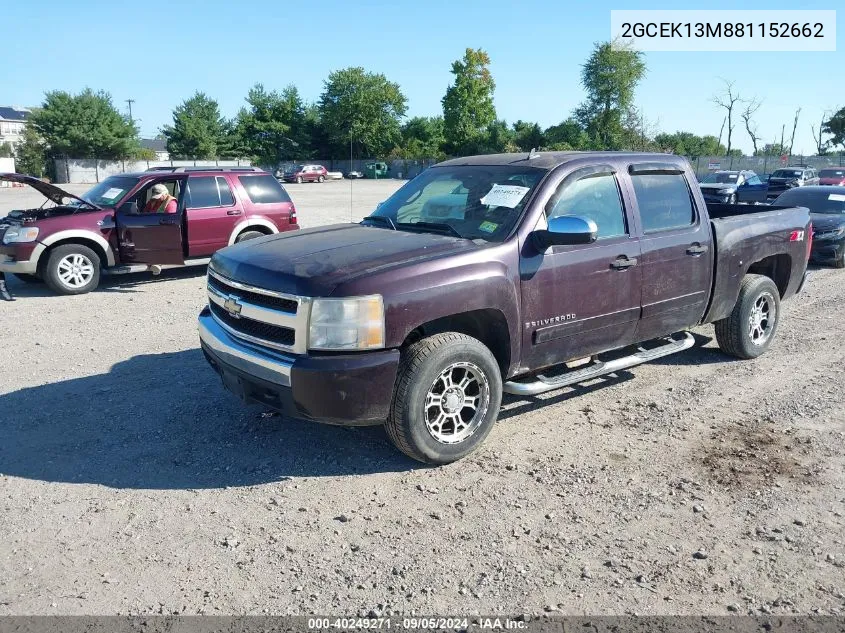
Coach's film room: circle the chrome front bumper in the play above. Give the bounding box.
[198,309,293,387]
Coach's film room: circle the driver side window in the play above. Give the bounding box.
[546,173,627,239]
[128,180,180,214]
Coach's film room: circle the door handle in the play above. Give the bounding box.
[227,209,243,216]
[610,257,637,270]
[159,218,177,225]
[686,244,708,256]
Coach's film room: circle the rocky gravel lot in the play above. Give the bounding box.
[0,179,843,617]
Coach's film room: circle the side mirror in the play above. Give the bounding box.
[535,215,598,249]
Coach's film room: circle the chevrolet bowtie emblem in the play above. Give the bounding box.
[223,296,243,318]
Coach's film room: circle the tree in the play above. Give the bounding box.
[822,107,845,150]
[711,79,741,156]
[788,108,801,155]
[757,142,788,157]
[14,126,47,177]
[29,88,140,159]
[574,41,646,150]
[163,92,230,159]
[442,48,497,156]
[511,120,545,152]
[0,142,13,158]
[654,131,726,157]
[479,119,517,154]
[318,67,407,158]
[811,110,831,156]
[545,119,589,150]
[234,84,311,166]
[399,116,445,159]
[740,98,763,155]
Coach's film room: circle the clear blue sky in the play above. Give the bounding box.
[2,0,841,155]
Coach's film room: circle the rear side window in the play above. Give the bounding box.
[238,175,292,204]
[631,173,696,233]
[187,177,221,208]
[217,177,235,205]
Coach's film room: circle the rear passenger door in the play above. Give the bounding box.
[184,175,242,257]
[627,163,713,341]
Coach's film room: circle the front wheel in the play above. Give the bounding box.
[727,193,737,205]
[296,176,303,184]
[715,274,780,359]
[385,332,502,464]
[43,244,101,295]
[833,251,845,269]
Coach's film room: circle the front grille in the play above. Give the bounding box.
[208,274,298,313]
[210,302,296,347]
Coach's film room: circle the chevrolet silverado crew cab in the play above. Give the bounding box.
[0,169,298,295]
[198,152,811,464]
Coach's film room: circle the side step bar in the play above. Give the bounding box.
[105,258,211,276]
[503,332,696,396]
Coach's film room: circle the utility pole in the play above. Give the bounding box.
[126,99,135,123]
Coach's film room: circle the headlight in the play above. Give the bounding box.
[717,188,734,195]
[308,295,385,351]
[2,226,39,244]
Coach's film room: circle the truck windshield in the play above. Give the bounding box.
[701,172,739,184]
[79,176,139,207]
[365,165,547,241]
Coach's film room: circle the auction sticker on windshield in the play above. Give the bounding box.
[480,184,530,208]
[479,221,499,233]
[102,188,123,200]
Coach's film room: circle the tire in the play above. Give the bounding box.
[715,274,781,360]
[385,332,502,464]
[318,175,325,183]
[727,193,737,204]
[13,273,42,283]
[833,252,845,269]
[296,176,303,184]
[235,230,265,243]
[43,244,101,295]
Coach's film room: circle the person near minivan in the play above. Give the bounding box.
[143,184,177,214]
[0,272,14,301]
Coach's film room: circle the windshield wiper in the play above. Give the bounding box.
[397,221,463,239]
[361,215,397,230]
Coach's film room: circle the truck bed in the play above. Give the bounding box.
[703,203,811,324]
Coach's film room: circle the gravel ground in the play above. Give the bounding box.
[0,179,843,617]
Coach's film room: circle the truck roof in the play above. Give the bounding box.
[436,151,690,170]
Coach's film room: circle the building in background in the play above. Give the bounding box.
[0,106,33,149]
[140,138,169,161]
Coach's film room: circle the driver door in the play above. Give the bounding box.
[738,174,767,203]
[115,178,186,265]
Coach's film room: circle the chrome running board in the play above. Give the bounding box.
[106,258,211,276]
[503,332,695,396]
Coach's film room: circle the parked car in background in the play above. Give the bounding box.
[818,168,845,186]
[699,170,768,204]
[282,164,328,184]
[773,185,845,268]
[346,170,363,179]
[198,151,810,463]
[767,166,820,201]
[759,173,771,183]
[365,162,390,179]
[0,170,298,295]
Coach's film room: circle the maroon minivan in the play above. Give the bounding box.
[0,168,299,295]
[282,164,328,184]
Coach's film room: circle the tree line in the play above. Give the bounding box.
[10,43,845,177]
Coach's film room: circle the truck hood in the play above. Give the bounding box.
[699,183,737,192]
[209,223,485,296]
[0,173,99,209]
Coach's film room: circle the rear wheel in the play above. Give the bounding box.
[385,332,502,464]
[13,273,42,283]
[235,230,265,243]
[715,274,780,359]
[43,244,101,295]
[318,175,325,183]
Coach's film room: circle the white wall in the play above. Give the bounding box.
[53,158,252,183]
[0,157,16,186]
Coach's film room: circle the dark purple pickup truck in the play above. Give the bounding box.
[198,152,811,464]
